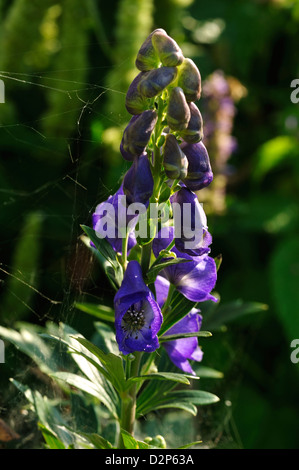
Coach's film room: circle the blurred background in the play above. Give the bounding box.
[0,0,299,449]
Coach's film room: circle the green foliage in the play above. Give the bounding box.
[0,211,43,324]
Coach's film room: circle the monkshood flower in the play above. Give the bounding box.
[179,102,204,144]
[166,87,191,131]
[138,66,178,99]
[92,185,137,255]
[177,58,201,102]
[151,29,184,67]
[155,275,203,375]
[125,72,150,115]
[153,226,217,303]
[135,29,164,71]
[181,141,213,191]
[120,109,158,161]
[171,187,212,256]
[162,134,188,180]
[123,153,154,206]
[114,261,163,354]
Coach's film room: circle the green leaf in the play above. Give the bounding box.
[192,365,224,379]
[38,424,66,449]
[203,299,268,331]
[253,135,298,181]
[178,440,202,449]
[214,254,223,272]
[160,331,212,342]
[270,237,299,341]
[51,372,118,418]
[78,432,113,449]
[146,257,191,284]
[137,388,219,417]
[121,430,140,449]
[128,371,198,386]
[74,302,115,322]
[80,225,123,287]
[158,291,198,336]
[72,337,127,393]
[0,324,57,375]
[167,389,220,406]
[138,400,198,417]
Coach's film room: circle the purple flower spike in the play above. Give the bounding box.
[155,276,203,375]
[92,185,137,255]
[123,153,154,206]
[114,261,163,355]
[181,141,213,191]
[153,227,217,303]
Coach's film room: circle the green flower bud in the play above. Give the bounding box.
[163,134,188,179]
[138,66,178,98]
[179,102,204,143]
[178,58,201,102]
[135,29,165,71]
[126,72,150,115]
[152,30,184,67]
[166,86,191,131]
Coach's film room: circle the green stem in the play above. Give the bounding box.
[161,283,176,316]
[122,229,130,270]
[118,352,142,448]
[141,241,152,277]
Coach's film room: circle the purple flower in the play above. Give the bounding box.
[153,226,217,303]
[123,153,154,206]
[92,185,137,255]
[181,141,213,191]
[155,276,203,375]
[120,110,158,161]
[114,261,163,354]
[171,187,211,257]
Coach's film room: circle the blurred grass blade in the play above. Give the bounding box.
[0,211,43,323]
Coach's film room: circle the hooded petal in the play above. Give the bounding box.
[123,153,154,206]
[172,187,210,256]
[92,185,137,255]
[163,311,203,375]
[114,261,163,354]
[153,227,217,303]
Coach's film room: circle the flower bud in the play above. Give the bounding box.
[123,153,154,205]
[166,87,191,131]
[120,110,158,160]
[138,66,178,98]
[126,72,150,115]
[179,102,204,144]
[178,58,201,102]
[135,29,165,71]
[163,134,188,180]
[181,141,213,191]
[152,30,184,67]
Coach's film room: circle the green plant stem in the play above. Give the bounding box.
[118,352,142,448]
[122,229,130,270]
[161,283,176,316]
